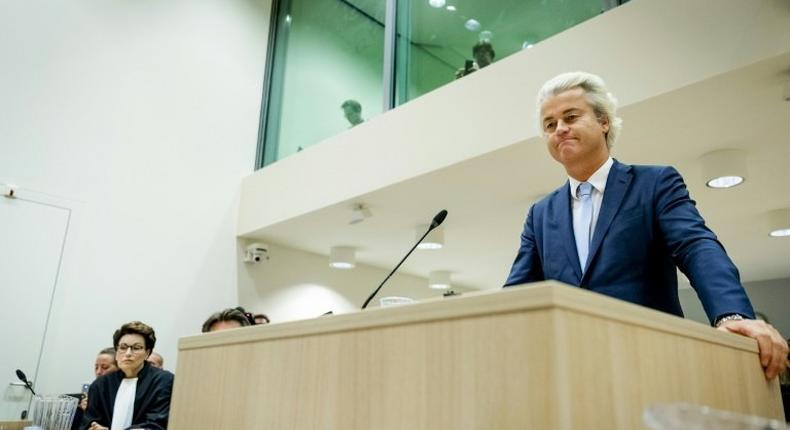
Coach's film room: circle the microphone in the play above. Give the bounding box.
[430,209,447,229]
[15,369,36,396]
[361,209,448,309]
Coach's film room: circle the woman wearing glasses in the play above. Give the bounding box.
[81,321,174,430]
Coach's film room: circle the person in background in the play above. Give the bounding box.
[147,352,164,369]
[81,321,174,430]
[201,308,253,333]
[455,41,495,79]
[253,313,270,325]
[73,347,120,428]
[79,348,119,411]
[94,347,117,378]
[341,99,364,127]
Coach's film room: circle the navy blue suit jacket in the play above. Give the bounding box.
[504,160,754,324]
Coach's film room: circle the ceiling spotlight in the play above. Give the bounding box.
[429,270,451,289]
[767,209,790,237]
[522,41,534,49]
[699,149,747,189]
[464,19,481,31]
[349,203,372,225]
[329,246,356,269]
[479,30,493,42]
[428,0,445,8]
[416,224,444,250]
[446,5,456,11]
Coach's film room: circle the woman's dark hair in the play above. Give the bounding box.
[113,321,156,351]
[201,308,253,333]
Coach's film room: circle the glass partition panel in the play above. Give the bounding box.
[395,0,608,105]
[262,0,385,166]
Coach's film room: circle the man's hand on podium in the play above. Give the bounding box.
[717,319,789,379]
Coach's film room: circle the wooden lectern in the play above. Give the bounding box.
[169,282,785,429]
[0,421,31,430]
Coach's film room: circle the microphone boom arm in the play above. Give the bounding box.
[361,226,434,309]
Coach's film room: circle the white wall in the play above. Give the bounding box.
[274,0,384,159]
[0,0,271,394]
[238,242,472,323]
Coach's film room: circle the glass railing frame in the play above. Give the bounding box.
[255,0,629,170]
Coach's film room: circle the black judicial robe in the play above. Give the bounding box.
[81,361,174,430]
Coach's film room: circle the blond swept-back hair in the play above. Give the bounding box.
[536,71,623,149]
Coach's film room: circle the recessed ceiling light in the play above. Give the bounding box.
[699,149,747,189]
[428,0,446,8]
[770,229,790,237]
[464,19,481,31]
[446,5,456,11]
[767,209,790,237]
[522,41,534,49]
[706,176,744,189]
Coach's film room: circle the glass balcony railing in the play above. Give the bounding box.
[258,0,623,168]
[394,0,609,104]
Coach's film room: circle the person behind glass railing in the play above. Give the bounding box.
[81,321,174,430]
[253,313,270,325]
[455,41,495,79]
[146,352,164,369]
[201,307,253,333]
[340,99,364,127]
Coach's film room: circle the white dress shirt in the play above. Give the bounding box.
[111,377,138,430]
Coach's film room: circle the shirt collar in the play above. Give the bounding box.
[568,157,613,200]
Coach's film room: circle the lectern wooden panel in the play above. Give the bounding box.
[169,282,784,429]
[0,421,31,430]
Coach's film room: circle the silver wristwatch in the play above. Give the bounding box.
[715,313,745,327]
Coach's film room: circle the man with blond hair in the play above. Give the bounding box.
[505,71,788,379]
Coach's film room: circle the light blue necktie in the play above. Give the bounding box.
[576,182,593,272]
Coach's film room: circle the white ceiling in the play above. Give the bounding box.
[247,52,790,291]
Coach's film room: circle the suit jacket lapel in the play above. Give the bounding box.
[554,181,583,282]
[584,160,633,278]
